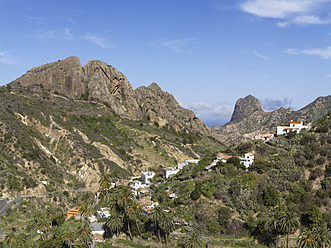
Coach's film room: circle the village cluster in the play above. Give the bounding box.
[64,120,308,246]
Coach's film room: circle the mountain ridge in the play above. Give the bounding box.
[212,94,331,145]
[11,56,211,137]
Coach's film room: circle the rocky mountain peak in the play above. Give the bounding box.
[9,56,212,137]
[230,94,262,121]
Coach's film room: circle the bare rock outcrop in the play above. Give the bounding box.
[230,94,262,121]
[11,56,212,136]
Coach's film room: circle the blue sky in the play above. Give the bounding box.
[1,0,331,126]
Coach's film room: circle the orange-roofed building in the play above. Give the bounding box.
[66,206,80,219]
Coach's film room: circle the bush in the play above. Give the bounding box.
[310,168,323,180]
[316,157,326,165]
[227,157,241,166]
[263,186,279,207]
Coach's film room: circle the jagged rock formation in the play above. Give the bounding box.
[213,95,331,145]
[0,57,223,197]
[12,57,210,136]
[230,94,262,122]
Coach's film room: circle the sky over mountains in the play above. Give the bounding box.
[1,0,331,126]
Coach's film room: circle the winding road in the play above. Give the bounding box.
[0,189,92,216]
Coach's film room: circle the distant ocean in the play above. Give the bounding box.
[200,116,229,128]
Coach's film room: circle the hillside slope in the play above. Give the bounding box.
[0,58,224,197]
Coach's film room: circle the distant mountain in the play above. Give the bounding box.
[230,94,262,122]
[0,57,223,197]
[212,94,331,145]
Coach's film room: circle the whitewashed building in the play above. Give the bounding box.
[141,171,155,184]
[239,153,255,168]
[163,167,179,178]
[277,120,309,136]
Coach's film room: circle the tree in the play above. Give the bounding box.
[279,208,300,248]
[208,219,220,235]
[308,206,323,228]
[127,201,143,236]
[75,221,93,248]
[191,183,201,201]
[150,205,165,242]
[79,203,94,222]
[184,232,202,248]
[32,210,52,240]
[105,212,123,237]
[227,156,240,166]
[314,225,331,248]
[113,185,135,239]
[263,186,279,207]
[297,228,318,248]
[159,212,175,245]
[62,228,76,248]
[268,205,285,248]
[5,230,18,248]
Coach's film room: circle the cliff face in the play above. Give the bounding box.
[230,94,262,122]
[212,95,331,145]
[11,57,211,136]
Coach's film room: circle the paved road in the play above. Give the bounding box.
[0,197,23,216]
[0,189,92,216]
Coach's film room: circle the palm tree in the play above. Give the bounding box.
[278,208,300,248]
[184,232,203,248]
[105,211,124,237]
[114,185,135,239]
[150,205,165,242]
[297,228,318,248]
[46,206,61,227]
[75,221,93,248]
[313,225,331,248]
[62,228,76,248]
[32,210,52,240]
[79,203,94,222]
[111,170,123,184]
[159,213,175,245]
[5,230,18,248]
[268,206,284,248]
[127,201,143,236]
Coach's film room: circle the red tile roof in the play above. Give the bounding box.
[290,120,301,124]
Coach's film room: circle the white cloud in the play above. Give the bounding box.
[261,97,293,111]
[81,32,114,48]
[293,15,329,25]
[0,51,20,66]
[240,0,331,26]
[188,102,233,118]
[301,46,331,59]
[34,28,74,41]
[151,38,196,53]
[253,49,270,60]
[285,46,331,59]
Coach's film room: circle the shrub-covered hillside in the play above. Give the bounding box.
[0,84,223,197]
[151,112,331,247]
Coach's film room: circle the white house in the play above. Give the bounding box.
[239,153,255,168]
[96,207,110,219]
[141,171,155,184]
[277,120,309,136]
[129,180,148,196]
[90,223,105,247]
[163,167,179,178]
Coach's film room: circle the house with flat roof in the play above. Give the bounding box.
[277,120,309,136]
[141,171,155,184]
